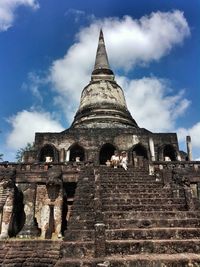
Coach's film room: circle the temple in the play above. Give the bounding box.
[0,30,200,266]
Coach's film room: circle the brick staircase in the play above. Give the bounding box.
[57,166,200,267]
[0,186,9,208]
[59,167,96,262]
[0,240,61,266]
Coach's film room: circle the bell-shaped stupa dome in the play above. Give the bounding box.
[71,30,138,129]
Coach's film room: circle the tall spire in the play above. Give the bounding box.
[71,29,138,129]
[92,29,114,80]
[94,29,110,70]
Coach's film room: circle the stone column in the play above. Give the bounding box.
[186,136,192,161]
[149,137,155,161]
[95,223,106,257]
[54,197,62,238]
[0,190,14,239]
[66,150,70,162]
[59,148,66,163]
[177,153,181,161]
[184,186,195,210]
[18,183,40,238]
[94,169,105,257]
[197,183,200,200]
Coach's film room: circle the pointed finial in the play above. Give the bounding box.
[93,29,110,70]
[99,28,104,40]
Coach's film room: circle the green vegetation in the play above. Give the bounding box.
[16,142,34,162]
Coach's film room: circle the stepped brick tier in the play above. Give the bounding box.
[0,30,200,266]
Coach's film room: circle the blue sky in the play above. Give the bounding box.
[0,0,199,161]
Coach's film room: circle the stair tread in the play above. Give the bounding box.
[107,239,200,243]
[104,253,200,261]
[57,253,200,262]
[103,211,198,214]
[106,227,200,231]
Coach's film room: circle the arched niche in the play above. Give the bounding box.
[69,144,85,162]
[99,143,116,165]
[39,144,59,162]
[132,143,148,159]
[163,144,177,161]
[8,189,25,237]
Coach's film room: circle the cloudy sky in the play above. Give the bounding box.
[0,0,199,161]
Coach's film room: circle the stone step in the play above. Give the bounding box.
[101,177,155,182]
[101,175,153,179]
[101,198,185,205]
[101,178,155,182]
[68,217,200,230]
[99,168,149,174]
[64,229,95,241]
[101,182,162,187]
[60,241,94,258]
[100,177,158,182]
[55,253,200,267]
[71,205,95,212]
[74,190,94,196]
[101,184,164,189]
[102,204,186,212]
[74,198,185,206]
[0,191,8,205]
[0,240,61,266]
[106,227,200,240]
[101,190,175,198]
[68,219,95,230]
[77,180,95,185]
[101,188,172,194]
[101,192,175,199]
[71,203,187,212]
[73,199,96,205]
[101,175,152,179]
[106,239,200,255]
[100,171,152,175]
[74,195,181,203]
[105,218,200,229]
[103,211,200,219]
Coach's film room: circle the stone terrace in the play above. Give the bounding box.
[56,165,200,266]
[0,240,61,267]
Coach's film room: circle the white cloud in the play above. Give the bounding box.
[177,122,200,148]
[117,76,190,132]
[0,0,39,31]
[177,123,200,160]
[49,10,190,123]
[65,8,86,23]
[22,72,46,103]
[6,110,64,149]
[103,11,190,69]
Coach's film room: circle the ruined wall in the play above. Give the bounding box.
[32,127,179,163]
[0,163,81,239]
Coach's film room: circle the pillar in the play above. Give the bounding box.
[197,183,200,200]
[177,153,181,161]
[186,136,192,161]
[149,137,155,161]
[184,186,195,210]
[18,184,40,238]
[66,150,70,162]
[95,223,106,257]
[59,148,66,163]
[0,191,14,239]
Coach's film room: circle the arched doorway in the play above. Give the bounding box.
[99,143,116,165]
[8,189,25,237]
[39,144,58,162]
[132,143,148,159]
[163,145,177,161]
[69,144,85,161]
